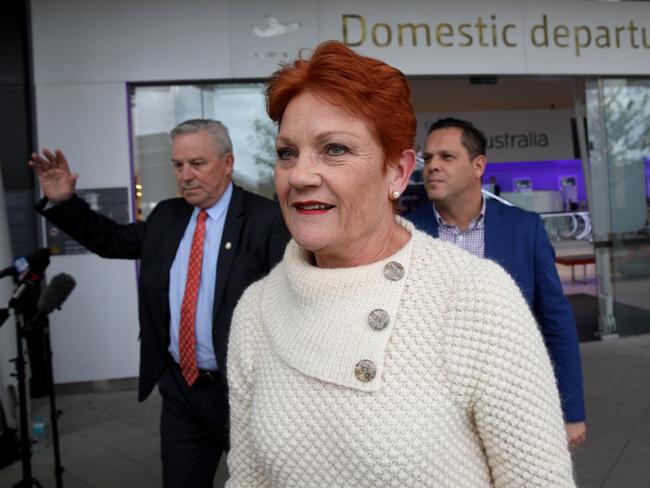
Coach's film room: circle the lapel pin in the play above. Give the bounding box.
[224,242,232,250]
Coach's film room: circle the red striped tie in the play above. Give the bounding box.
[179,209,208,386]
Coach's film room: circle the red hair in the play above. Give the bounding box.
[266,41,416,168]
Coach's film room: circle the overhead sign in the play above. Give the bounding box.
[415,110,575,162]
[228,0,650,77]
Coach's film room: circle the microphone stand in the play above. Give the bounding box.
[2,277,65,488]
[39,319,63,488]
[9,310,43,488]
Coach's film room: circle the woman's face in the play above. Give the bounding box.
[275,90,407,268]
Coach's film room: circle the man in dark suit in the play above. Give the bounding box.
[29,119,289,487]
[407,117,587,448]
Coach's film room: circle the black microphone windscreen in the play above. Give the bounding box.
[38,273,76,315]
[25,248,52,275]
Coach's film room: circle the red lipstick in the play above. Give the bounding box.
[292,200,335,215]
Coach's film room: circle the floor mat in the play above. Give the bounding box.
[566,293,599,342]
[566,293,650,340]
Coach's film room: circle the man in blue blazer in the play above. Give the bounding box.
[407,117,586,447]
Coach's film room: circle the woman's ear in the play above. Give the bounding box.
[388,149,416,199]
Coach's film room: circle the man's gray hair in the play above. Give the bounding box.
[170,119,233,156]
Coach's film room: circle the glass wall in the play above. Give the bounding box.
[130,83,275,220]
[585,78,650,336]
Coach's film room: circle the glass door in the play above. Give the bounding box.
[130,83,275,221]
[585,79,650,336]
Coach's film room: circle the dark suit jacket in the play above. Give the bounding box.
[38,185,289,401]
[407,199,585,422]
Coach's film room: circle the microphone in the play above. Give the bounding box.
[23,273,76,332]
[0,248,52,280]
[37,273,77,316]
[6,249,52,308]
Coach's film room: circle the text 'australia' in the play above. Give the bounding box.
[487,132,549,150]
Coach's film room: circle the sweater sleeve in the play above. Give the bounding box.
[226,282,270,488]
[460,260,575,487]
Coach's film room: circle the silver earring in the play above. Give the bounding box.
[391,191,401,199]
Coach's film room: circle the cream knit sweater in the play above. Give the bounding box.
[226,219,575,488]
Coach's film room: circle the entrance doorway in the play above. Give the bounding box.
[407,76,649,339]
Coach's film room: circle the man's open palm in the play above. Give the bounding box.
[29,149,79,203]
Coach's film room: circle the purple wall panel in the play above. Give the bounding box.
[483,159,588,204]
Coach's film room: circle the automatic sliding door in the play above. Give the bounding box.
[585,79,650,336]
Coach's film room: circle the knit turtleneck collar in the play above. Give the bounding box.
[261,217,417,392]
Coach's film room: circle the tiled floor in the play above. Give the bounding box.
[0,388,167,487]
[0,385,229,487]
[572,334,650,488]
[1,333,649,487]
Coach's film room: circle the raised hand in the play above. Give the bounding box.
[28,149,79,203]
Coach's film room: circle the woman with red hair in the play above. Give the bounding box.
[226,41,574,487]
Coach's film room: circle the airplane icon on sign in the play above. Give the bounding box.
[252,15,301,38]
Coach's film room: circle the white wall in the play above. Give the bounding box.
[35,82,140,382]
[31,0,232,83]
[46,256,140,382]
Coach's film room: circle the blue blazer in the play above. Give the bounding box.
[407,199,585,422]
